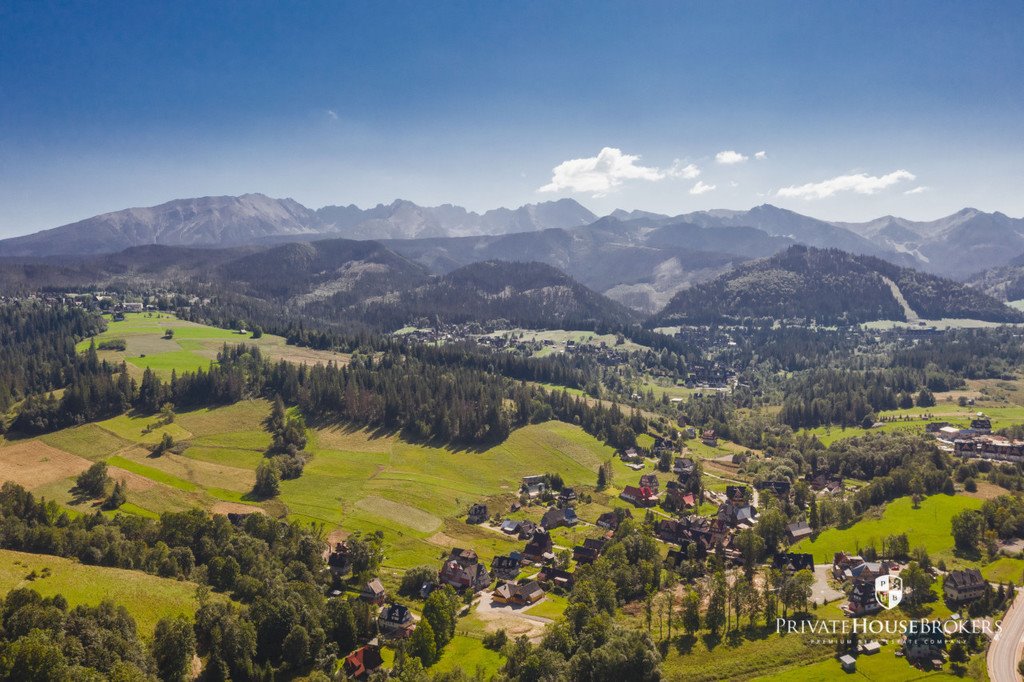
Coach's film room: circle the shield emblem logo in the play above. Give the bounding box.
[875,574,903,610]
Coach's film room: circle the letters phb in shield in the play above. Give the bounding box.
[875,574,903,610]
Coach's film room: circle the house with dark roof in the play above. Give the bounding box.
[717,501,756,527]
[439,548,491,591]
[573,537,607,564]
[772,552,815,573]
[597,510,625,530]
[516,520,538,539]
[523,530,554,563]
[536,566,575,589]
[491,552,523,580]
[558,487,578,504]
[673,457,697,477]
[639,473,660,493]
[725,485,748,505]
[541,506,578,530]
[378,603,415,637]
[786,521,813,543]
[500,519,522,534]
[493,580,545,606]
[944,568,986,603]
[466,503,488,524]
[756,480,791,498]
[344,642,384,679]
[701,429,717,446]
[844,580,882,616]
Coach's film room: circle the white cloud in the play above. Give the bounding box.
[904,186,930,195]
[668,160,701,179]
[777,169,916,200]
[539,147,664,196]
[326,109,339,120]
[715,150,748,165]
[690,180,716,195]
[754,150,767,160]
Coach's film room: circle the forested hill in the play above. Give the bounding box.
[347,260,639,330]
[651,245,1024,325]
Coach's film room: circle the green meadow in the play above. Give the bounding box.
[0,549,205,638]
[77,311,347,378]
[792,494,982,566]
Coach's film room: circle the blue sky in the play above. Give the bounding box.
[1,1,1022,237]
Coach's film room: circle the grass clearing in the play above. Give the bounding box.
[0,548,204,638]
[792,495,982,566]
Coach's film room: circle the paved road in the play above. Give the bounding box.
[989,592,1024,682]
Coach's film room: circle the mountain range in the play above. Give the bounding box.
[2,194,1023,313]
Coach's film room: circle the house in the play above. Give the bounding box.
[701,429,718,447]
[725,485,748,505]
[846,561,886,584]
[536,566,575,589]
[620,448,643,464]
[665,481,696,510]
[772,552,815,573]
[597,510,627,530]
[378,603,415,637]
[673,457,697,478]
[467,503,488,524]
[944,568,986,603]
[970,417,992,433]
[500,519,522,534]
[344,642,384,679]
[832,552,864,580]
[573,537,607,564]
[493,580,545,606]
[523,530,554,563]
[361,579,386,604]
[439,548,491,591]
[491,552,523,580]
[845,580,882,616]
[839,654,856,673]
[558,487,578,504]
[620,485,658,507]
[903,623,946,662]
[756,480,791,498]
[541,506,578,530]
[521,475,547,498]
[517,520,539,539]
[327,541,353,576]
[639,473,660,493]
[717,502,756,527]
[786,521,813,544]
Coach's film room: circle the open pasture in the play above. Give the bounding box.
[77,312,348,378]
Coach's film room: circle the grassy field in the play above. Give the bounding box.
[0,549,205,638]
[754,640,985,681]
[431,635,504,678]
[77,311,348,378]
[792,495,982,566]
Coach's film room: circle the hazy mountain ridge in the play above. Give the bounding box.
[0,240,631,332]
[3,194,1024,306]
[651,245,1024,325]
